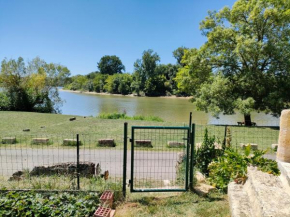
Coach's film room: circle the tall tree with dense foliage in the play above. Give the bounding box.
[0,57,70,113]
[173,46,188,66]
[133,49,162,95]
[177,0,290,125]
[97,55,125,75]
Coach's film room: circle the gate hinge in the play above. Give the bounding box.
[129,138,133,142]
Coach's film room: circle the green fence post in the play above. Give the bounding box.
[76,134,80,190]
[223,125,228,148]
[123,122,128,198]
[189,124,195,191]
[130,127,134,192]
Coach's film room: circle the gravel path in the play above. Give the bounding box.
[0,148,182,181]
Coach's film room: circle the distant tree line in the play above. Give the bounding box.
[63,48,187,96]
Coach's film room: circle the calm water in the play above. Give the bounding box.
[59,89,279,126]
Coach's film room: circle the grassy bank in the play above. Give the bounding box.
[0,111,279,150]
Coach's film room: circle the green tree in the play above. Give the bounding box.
[97,55,125,75]
[175,48,212,96]
[173,46,188,66]
[104,73,132,95]
[155,64,179,94]
[93,73,108,92]
[179,0,290,125]
[0,57,68,113]
[144,75,167,96]
[133,49,160,90]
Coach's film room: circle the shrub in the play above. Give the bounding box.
[195,128,223,176]
[208,146,280,192]
[97,112,163,122]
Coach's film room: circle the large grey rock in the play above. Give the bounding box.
[193,183,215,197]
[245,166,290,217]
[30,162,95,177]
[228,166,290,217]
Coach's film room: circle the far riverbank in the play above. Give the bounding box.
[60,88,192,100]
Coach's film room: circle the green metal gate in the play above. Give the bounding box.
[129,126,193,192]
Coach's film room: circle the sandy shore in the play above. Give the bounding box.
[60,89,192,99]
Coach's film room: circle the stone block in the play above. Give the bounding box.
[98,139,116,147]
[196,142,222,150]
[2,137,16,144]
[135,140,152,148]
[240,143,258,150]
[167,141,185,148]
[63,139,81,146]
[32,138,49,144]
[277,109,290,162]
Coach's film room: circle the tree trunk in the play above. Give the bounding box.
[244,114,252,126]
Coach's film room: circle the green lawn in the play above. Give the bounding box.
[116,192,230,217]
[0,111,279,151]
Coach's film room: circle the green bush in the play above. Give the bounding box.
[97,112,163,122]
[0,191,100,216]
[195,128,223,176]
[208,146,280,192]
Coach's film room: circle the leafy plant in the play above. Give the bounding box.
[208,146,280,192]
[195,128,223,176]
[0,191,100,217]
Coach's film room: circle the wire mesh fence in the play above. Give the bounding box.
[194,121,279,152]
[130,126,190,192]
[0,119,279,193]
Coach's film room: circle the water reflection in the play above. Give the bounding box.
[58,89,279,126]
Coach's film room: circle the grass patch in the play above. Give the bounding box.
[0,111,279,151]
[98,112,164,122]
[116,192,229,217]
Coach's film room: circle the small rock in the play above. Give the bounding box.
[194,183,216,197]
[272,144,278,150]
[195,171,206,183]
[240,143,258,150]
[69,117,76,121]
[163,180,171,186]
[40,126,45,128]
[23,129,30,132]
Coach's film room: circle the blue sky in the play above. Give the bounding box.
[0,0,236,75]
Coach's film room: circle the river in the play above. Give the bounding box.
[58,89,279,126]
